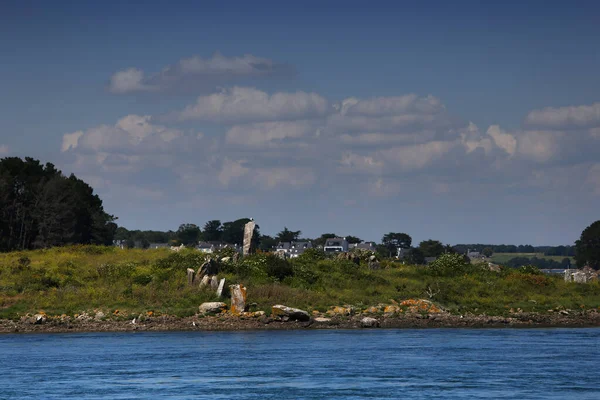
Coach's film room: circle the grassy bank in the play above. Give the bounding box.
[1,246,599,320]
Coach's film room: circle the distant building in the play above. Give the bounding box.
[149,243,169,249]
[275,241,313,258]
[349,242,377,251]
[197,241,241,254]
[324,237,349,253]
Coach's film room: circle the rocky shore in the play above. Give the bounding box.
[3,307,600,334]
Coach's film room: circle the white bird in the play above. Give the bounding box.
[192,321,196,327]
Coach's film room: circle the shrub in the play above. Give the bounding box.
[428,253,476,277]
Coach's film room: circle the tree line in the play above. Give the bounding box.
[2,156,598,269]
[0,157,116,251]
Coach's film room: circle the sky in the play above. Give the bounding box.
[1,0,599,246]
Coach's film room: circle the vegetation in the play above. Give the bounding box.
[0,157,116,251]
[2,245,600,321]
[575,220,600,269]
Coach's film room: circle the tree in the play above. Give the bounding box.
[482,247,493,258]
[381,232,412,256]
[418,240,445,258]
[345,235,362,244]
[176,223,201,246]
[202,220,222,242]
[276,227,301,243]
[221,218,260,248]
[575,220,600,269]
[313,233,337,247]
[258,235,277,251]
[0,157,115,251]
[405,248,425,265]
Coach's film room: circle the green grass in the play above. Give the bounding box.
[0,246,598,320]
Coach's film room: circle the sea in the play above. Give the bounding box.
[1,328,599,399]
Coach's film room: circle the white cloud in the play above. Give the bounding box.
[225,121,317,147]
[517,130,562,163]
[335,94,443,117]
[0,144,9,155]
[381,140,457,170]
[109,53,293,94]
[487,125,517,155]
[108,68,150,94]
[218,158,249,186]
[178,87,329,123]
[62,115,193,154]
[339,152,383,173]
[525,102,600,129]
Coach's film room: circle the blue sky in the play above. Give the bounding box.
[1,1,599,245]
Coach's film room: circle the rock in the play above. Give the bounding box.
[253,311,265,317]
[368,260,381,270]
[199,302,228,315]
[361,317,380,328]
[243,221,255,256]
[327,306,354,316]
[369,255,377,262]
[186,268,195,285]
[230,284,247,315]
[364,306,380,314]
[199,275,211,288]
[314,317,332,322]
[34,313,47,325]
[383,305,401,314]
[216,278,226,297]
[94,311,105,321]
[272,305,311,321]
[196,259,218,281]
[210,275,219,290]
[221,257,231,263]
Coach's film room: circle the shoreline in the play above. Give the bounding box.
[3,311,600,334]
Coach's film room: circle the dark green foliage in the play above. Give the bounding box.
[381,232,412,255]
[517,265,542,275]
[276,227,301,242]
[427,253,480,277]
[575,220,600,269]
[175,223,201,246]
[418,239,445,258]
[0,157,115,251]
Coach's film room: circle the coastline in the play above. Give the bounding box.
[3,311,600,334]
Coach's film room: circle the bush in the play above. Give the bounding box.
[428,253,475,277]
[239,254,293,282]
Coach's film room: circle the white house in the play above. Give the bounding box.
[323,237,349,253]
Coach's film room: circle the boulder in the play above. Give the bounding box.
[94,311,105,321]
[272,305,311,321]
[360,317,379,328]
[327,306,354,316]
[199,302,227,315]
[314,317,332,322]
[34,313,47,325]
[220,257,231,263]
[230,284,247,315]
[368,260,381,270]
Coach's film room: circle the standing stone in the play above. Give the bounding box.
[564,270,572,282]
[216,278,226,297]
[199,275,211,288]
[187,268,195,285]
[230,284,247,314]
[243,220,255,256]
[210,275,219,290]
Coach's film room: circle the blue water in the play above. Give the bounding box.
[1,328,599,399]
